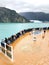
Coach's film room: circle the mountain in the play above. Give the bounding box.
[19,12,49,22]
[0,7,30,23]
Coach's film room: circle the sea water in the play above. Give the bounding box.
[0,23,49,40]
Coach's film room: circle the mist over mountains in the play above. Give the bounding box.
[19,12,49,22]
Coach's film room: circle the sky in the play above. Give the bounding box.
[0,0,49,13]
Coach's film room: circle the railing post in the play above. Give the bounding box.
[11,46,13,62]
[4,43,6,56]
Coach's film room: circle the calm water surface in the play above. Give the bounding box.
[0,23,49,40]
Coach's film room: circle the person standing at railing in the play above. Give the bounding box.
[42,30,46,39]
[5,38,8,43]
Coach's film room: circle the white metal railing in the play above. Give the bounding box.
[0,41,13,62]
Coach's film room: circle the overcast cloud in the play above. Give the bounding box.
[0,0,49,13]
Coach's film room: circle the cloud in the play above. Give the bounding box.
[0,0,49,13]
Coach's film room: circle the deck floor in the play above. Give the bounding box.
[0,30,49,65]
[0,53,13,65]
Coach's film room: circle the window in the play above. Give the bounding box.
[6,45,11,51]
[1,48,5,54]
[6,51,12,58]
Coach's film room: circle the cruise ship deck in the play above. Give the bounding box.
[0,29,49,65]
